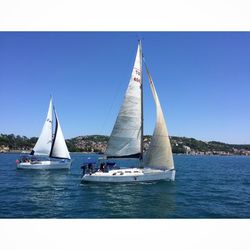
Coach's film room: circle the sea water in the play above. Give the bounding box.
[0,153,249,218]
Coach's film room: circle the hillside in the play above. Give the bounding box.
[1,133,250,155]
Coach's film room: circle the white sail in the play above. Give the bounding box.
[32,98,53,156]
[50,111,71,160]
[143,64,174,170]
[106,42,142,158]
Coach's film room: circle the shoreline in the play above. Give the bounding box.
[1,151,249,157]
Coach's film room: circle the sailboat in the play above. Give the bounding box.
[81,41,175,182]
[16,97,72,170]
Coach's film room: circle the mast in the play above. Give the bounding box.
[51,96,53,144]
[139,40,143,161]
[49,104,57,158]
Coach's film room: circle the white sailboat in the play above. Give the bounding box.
[81,41,175,182]
[16,97,71,170]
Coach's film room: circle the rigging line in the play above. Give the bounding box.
[142,55,151,79]
[97,79,124,136]
[97,46,137,136]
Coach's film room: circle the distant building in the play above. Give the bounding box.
[0,145,9,153]
[183,145,191,154]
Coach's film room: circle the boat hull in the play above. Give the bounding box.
[81,168,175,183]
[17,160,71,170]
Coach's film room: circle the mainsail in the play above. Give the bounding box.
[31,98,53,156]
[143,62,174,170]
[49,110,71,160]
[106,42,143,158]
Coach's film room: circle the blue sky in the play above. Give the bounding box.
[0,32,250,144]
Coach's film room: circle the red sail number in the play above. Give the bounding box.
[134,77,140,82]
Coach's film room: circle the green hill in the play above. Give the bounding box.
[1,133,250,155]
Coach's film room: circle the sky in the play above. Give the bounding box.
[0,32,250,144]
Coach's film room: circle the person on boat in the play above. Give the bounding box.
[21,156,30,163]
[81,164,86,175]
[99,163,105,172]
[104,163,109,172]
[87,163,93,174]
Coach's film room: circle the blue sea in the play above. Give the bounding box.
[0,153,249,218]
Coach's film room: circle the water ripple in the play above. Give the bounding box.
[0,153,250,218]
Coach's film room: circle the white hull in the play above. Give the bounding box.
[17,160,71,170]
[81,168,175,183]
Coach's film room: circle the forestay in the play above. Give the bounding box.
[106,43,142,158]
[143,64,174,170]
